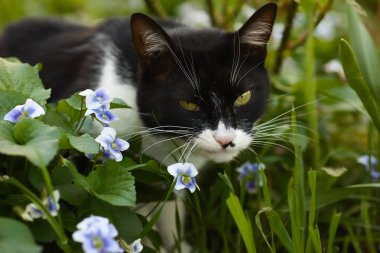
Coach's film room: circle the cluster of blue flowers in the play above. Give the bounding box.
[79,88,130,162]
[72,216,143,253]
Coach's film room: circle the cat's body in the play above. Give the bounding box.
[0,3,277,251]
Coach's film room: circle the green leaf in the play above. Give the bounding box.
[0,118,60,168]
[347,6,380,101]
[68,134,99,154]
[42,104,74,134]
[0,58,50,118]
[217,171,235,193]
[0,217,41,253]
[57,100,82,124]
[65,93,84,110]
[110,97,131,109]
[266,208,293,252]
[339,39,380,132]
[78,198,143,242]
[226,193,256,253]
[52,166,88,206]
[87,160,136,206]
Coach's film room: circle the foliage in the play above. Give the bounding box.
[0,0,380,253]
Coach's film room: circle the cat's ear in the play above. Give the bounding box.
[130,13,173,61]
[237,3,277,47]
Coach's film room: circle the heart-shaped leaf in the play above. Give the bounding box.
[0,118,60,168]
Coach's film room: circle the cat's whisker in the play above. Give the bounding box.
[179,137,194,163]
[161,139,193,167]
[139,133,193,163]
[250,140,294,154]
[184,139,200,162]
[127,130,191,142]
[233,52,250,87]
[235,59,265,88]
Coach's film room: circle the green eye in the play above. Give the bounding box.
[235,90,252,106]
[179,100,200,111]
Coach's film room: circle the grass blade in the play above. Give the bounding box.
[226,193,256,253]
[339,39,380,132]
[327,212,341,253]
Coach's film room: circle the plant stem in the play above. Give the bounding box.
[205,0,219,27]
[6,178,70,252]
[286,0,334,52]
[144,0,168,18]
[273,0,298,74]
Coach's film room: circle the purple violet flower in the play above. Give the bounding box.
[3,99,45,123]
[21,190,60,221]
[73,216,123,253]
[95,127,130,162]
[130,238,143,253]
[167,163,199,193]
[85,104,118,124]
[79,88,112,110]
[237,162,266,194]
[357,155,379,181]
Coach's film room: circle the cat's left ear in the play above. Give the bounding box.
[237,3,277,47]
[130,13,174,63]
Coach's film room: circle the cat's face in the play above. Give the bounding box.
[131,3,277,162]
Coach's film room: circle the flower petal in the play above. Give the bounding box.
[79,89,94,96]
[184,163,198,177]
[24,99,45,118]
[131,238,143,253]
[109,148,123,162]
[174,176,186,190]
[95,88,112,105]
[3,106,23,123]
[114,138,130,151]
[95,110,118,124]
[101,127,116,140]
[77,215,110,230]
[167,163,183,177]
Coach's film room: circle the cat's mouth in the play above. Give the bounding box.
[194,124,252,163]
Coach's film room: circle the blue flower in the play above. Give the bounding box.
[85,104,118,124]
[79,88,111,110]
[130,238,143,253]
[95,127,130,162]
[167,163,199,193]
[21,190,60,221]
[237,162,266,194]
[73,215,123,253]
[357,155,379,181]
[3,99,45,123]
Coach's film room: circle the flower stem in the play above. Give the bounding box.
[5,178,70,252]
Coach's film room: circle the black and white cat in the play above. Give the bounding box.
[0,3,277,165]
[0,3,277,251]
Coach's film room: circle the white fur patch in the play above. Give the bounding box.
[195,121,252,162]
[96,46,142,137]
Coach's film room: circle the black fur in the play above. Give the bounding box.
[0,3,277,134]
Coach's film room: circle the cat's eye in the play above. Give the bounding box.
[179,100,200,111]
[235,90,252,106]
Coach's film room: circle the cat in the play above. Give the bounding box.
[0,2,277,251]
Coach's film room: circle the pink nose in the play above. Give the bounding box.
[214,135,235,148]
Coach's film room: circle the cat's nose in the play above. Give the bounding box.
[214,135,235,149]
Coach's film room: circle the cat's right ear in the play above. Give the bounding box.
[237,3,277,47]
[130,13,173,63]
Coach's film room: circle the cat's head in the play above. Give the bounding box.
[131,3,277,162]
